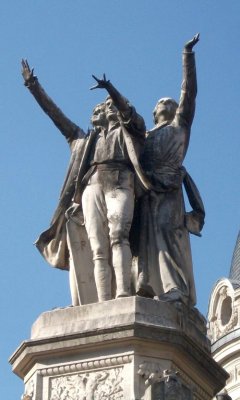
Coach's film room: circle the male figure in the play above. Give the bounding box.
[22,61,146,304]
[139,34,204,306]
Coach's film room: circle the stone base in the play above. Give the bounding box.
[10,297,228,400]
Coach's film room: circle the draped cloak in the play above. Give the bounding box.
[137,50,205,306]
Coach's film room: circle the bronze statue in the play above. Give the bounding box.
[22,61,146,305]
[137,34,205,306]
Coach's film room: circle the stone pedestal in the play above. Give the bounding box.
[10,297,228,400]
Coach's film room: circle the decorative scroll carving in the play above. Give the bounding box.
[138,361,163,385]
[208,283,239,341]
[219,286,228,298]
[50,367,123,400]
[215,307,238,340]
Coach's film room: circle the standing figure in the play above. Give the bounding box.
[139,34,204,306]
[22,62,146,305]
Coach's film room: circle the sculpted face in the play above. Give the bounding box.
[153,97,178,125]
[91,103,107,128]
[105,97,118,122]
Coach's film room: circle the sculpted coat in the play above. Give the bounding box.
[22,68,147,304]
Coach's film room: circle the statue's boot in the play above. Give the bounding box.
[157,288,188,305]
[111,243,132,298]
[94,260,112,302]
[115,270,131,298]
[136,272,155,298]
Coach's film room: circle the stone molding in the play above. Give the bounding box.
[223,361,240,390]
[39,355,133,377]
[29,297,209,353]
[21,360,212,400]
[208,278,240,399]
[10,298,228,399]
[208,279,240,343]
[21,358,130,400]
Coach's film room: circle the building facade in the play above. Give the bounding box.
[208,231,240,399]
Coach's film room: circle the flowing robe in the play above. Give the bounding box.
[140,50,203,306]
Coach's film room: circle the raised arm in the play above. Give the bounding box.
[90,73,132,119]
[175,34,199,128]
[21,60,84,144]
[90,73,146,137]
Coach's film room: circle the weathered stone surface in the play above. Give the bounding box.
[208,276,240,399]
[10,297,227,400]
[142,369,193,400]
[30,297,208,346]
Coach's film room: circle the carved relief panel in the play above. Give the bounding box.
[49,368,124,400]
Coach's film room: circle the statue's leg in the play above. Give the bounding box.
[69,259,80,306]
[82,181,112,302]
[106,170,134,298]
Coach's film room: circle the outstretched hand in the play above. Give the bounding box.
[90,73,110,90]
[21,59,35,84]
[184,33,200,52]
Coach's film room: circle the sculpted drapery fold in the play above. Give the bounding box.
[138,42,203,306]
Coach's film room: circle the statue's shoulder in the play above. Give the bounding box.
[146,129,157,138]
[146,127,163,139]
[147,121,170,137]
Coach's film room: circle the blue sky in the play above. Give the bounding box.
[1,1,240,398]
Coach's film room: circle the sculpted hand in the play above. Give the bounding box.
[90,73,110,90]
[90,73,130,114]
[21,59,36,85]
[184,33,200,52]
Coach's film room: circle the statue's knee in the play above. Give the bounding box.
[110,228,128,247]
[90,241,109,261]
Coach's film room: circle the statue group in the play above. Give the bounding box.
[22,34,204,308]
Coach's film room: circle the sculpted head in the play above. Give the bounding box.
[153,98,178,125]
[91,102,107,129]
[105,96,119,123]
